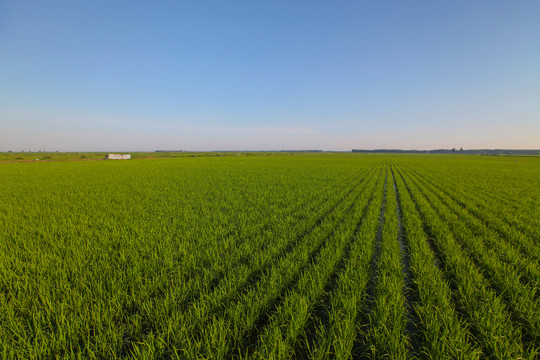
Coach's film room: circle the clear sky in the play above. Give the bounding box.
[1,0,539,151]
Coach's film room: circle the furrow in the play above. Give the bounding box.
[390,165,421,357]
[351,164,388,359]
[393,165,482,359]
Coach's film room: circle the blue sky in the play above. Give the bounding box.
[1,0,539,151]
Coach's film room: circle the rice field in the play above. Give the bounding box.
[0,154,539,359]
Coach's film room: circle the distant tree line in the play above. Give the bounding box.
[352,149,540,155]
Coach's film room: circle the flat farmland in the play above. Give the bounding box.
[0,154,539,359]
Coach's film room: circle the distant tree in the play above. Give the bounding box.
[460,148,463,152]
[452,148,456,152]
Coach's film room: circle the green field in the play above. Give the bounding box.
[1,154,539,359]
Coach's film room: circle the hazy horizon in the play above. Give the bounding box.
[2,1,539,152]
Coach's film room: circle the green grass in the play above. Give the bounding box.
[0,151,329,163]
[0,154,539,359]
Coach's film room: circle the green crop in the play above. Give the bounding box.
[0,154,538,359]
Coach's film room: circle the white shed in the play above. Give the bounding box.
[106,154,131,160]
